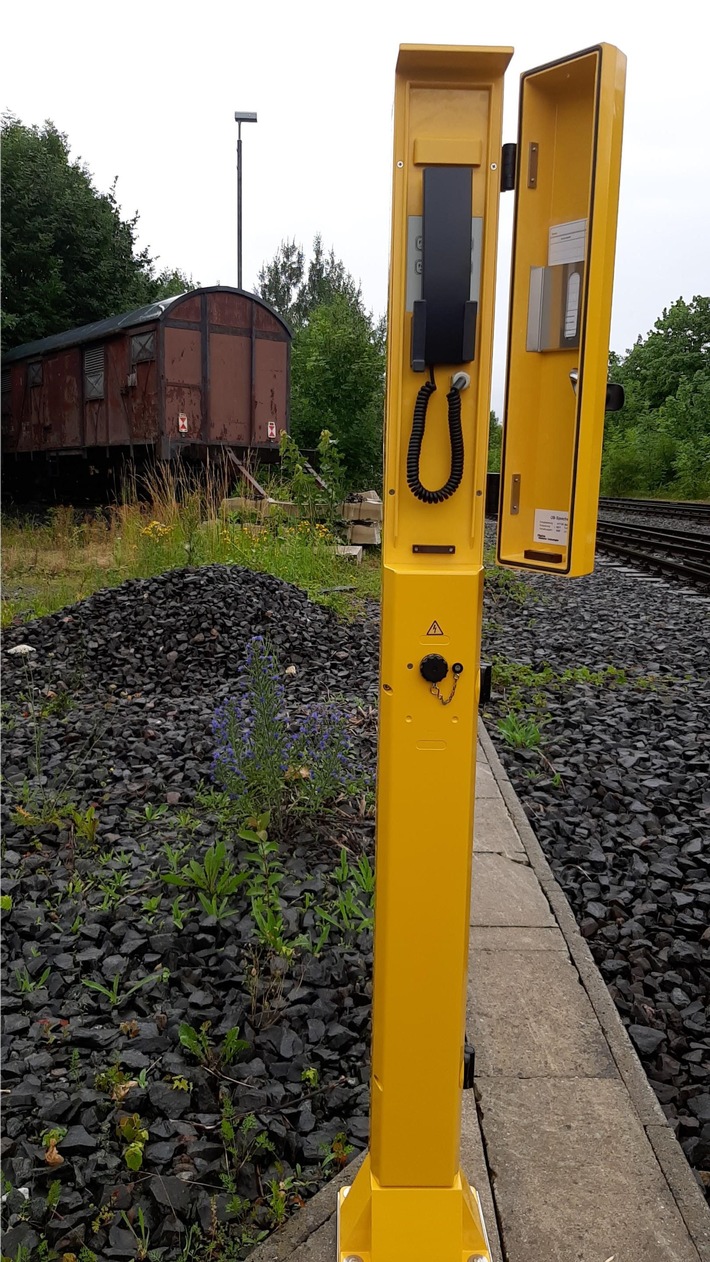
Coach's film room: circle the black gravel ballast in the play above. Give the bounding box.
[1,567,379,1260]
[2,551,709,1258]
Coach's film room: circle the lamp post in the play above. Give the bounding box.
[234,111,257,290]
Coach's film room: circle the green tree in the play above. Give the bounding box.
[290,294,385,485]
[256,234,365,329]
[487,412,502,471]
[601,296,710,498]
[258,236,385,486]
[612,296,710,416]
[1,114,193,350]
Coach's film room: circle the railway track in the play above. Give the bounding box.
[596,518,710,588]
[598,495,710,524]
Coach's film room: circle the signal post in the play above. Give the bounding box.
[338,42,625,1262]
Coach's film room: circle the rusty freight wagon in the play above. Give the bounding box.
[1,287,291,496]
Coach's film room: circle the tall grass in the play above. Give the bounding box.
[2,459,380,626]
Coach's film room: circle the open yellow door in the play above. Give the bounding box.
[497,44,626,576]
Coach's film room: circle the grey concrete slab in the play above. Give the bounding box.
[478,1077,703,1262]
[473,796,525,856]
[475,756,500,799]
[470,926,567,951]
[468,947,616,1078]
[470,851,555,928]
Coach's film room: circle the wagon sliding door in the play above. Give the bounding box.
[163,326,203,446]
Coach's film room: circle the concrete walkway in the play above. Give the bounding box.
[249,724,710,1262]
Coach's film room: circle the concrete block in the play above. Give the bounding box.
[468,947,616,1079]
[471,852,555,928]
[339,497,384,522]
[334,544,363,565]
[348,522,381,545]
[477,1077,703,1262]
[221,496,298,517]
[473,796,525,855]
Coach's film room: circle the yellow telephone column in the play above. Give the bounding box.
[338,45,511,1261]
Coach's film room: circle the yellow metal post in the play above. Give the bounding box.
[338,45,511,1260]
[497,44,626,577]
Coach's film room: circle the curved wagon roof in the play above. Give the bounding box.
[3,287,291,363]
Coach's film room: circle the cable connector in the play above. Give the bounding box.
[450,372,470,392]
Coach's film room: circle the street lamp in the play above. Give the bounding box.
[234,110,257,290]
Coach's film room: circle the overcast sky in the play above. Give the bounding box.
[4,0,709,413]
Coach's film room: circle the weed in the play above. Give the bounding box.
[116,1112,149,1171]
[0,894,13,912]
[96,869,128,909]
[484,551,530,605]
[141,894,162,923]
[91,1200,116,1234]
[251,899,307,957]
[243,947,287,1028]
[162,841,247,916]
[212,638,364,821]
[320,1130,353,1173]
[40,689,74,719]
[176,808,200,833]
[332,848,350,885]
[196,891,239,922]
[170,1074,192,1093]
[119,1206,159,1261]
[67,1047,82,1083]
[143,802,168,821]
[46,1179,61,1212]
[40,1125,67,1166]
[301,1066,319,1088]
[170,894,191,930]
[178,1020,249,1069]
[497,712,542,749]
[212,639,293,818]
[15,964,50,992]
[220,1100,274,1196]
[162,840,186,872]
[353,852,375,895]
[82,967,169,1007]
[95,1060,136,1101]
[69,803,99,846]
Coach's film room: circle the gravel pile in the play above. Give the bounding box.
[482,549,710,1193]
[1,567,379,1259]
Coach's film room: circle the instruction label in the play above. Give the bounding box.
[533,509,569,545]
[426,620,444,636]
[548,219,586,266]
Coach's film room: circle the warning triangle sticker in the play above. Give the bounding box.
[426,620,444,636]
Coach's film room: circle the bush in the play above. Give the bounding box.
[211,636,363,821]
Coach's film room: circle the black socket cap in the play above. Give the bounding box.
[420,654,449,684]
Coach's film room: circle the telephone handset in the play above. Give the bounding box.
[407,165,478,504]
